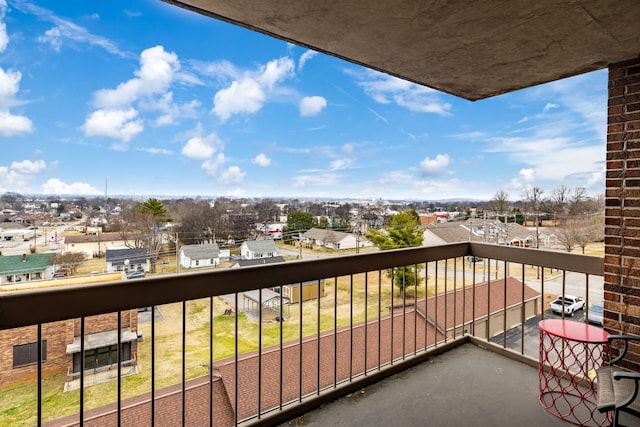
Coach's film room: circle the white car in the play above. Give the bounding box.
[586,301,604,326]
[550,295,585,317]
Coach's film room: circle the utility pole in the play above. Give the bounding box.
[175,232,180,274]
[298,232,302,260]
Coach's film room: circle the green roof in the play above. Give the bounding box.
[0,253,55,275]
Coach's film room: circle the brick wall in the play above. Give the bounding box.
[0,321,70,387]
[605,56,640,370]
[0,309,139,388]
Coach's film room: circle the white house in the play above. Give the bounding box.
[105,247,149,274]
[301,228,372,250]
[240,240,278,260]
[180,243,220,269]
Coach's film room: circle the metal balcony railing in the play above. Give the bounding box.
[0,242,603,427]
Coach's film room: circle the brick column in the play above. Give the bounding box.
[605,56,640,370]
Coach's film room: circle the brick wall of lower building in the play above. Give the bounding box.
[73,310,138,336]
[0,309,139,389]
[605,56,640,370]
[0,321,70,388]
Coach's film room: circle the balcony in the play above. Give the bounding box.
[0,242,605,426]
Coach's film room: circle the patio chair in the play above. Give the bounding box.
[596,335,640,427]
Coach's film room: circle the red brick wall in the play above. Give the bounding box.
[605,56,640,370]
[0,310,139,388]
[0,321,70,387]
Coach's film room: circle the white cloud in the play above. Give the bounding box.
[11,159,46,174]
[330,158,352,170]
[293,172,341,188]
[212,78,265,121]
[82,108,143,144]
[202,153,225,176]
[543,103,559,113]
[84,46,197,140]
[257,57,294,89]
[0,111,33,136]
[298,50,318,71]
[299,96,327,117]
[0,0,8,53]
[17,1,127,56]
[218,166,245,184]
[0,159,46,193]
[181,135,221,159]
[350,69,452,116]
[212,57,295,121]
[252,153,271,167]
[41,178,101,195]
[93,46,179,109]
[419,154,450,176]
[138,147,172,155]
[0,68,33,135]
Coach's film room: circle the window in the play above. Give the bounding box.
[13,341,47,368]
[72,342,132,373]
[195,260,199,266]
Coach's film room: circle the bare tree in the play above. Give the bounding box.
[568,187,587,216]
[522,186,545,248]
[576,214,604,254]
[52,252,87,276]
[555,218,582,252]
[550,184,570,225]
[491,190,510,215]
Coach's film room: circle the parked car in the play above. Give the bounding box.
[126,271,145,279]
[550,295,585,316]
[586,301,604,326]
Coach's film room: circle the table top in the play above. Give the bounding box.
[539,319,609,343]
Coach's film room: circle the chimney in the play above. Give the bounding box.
[22,253,27,262]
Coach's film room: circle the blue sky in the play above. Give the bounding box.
[0,0,607,201]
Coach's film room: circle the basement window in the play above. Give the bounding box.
[13,341,47,368]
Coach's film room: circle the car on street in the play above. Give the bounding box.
[550,295,585,317]
[126,271,145,279]
[586,301,604,326]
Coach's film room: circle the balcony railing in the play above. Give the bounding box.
[0,242,603,426]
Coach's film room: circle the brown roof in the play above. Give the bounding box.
[416,277,540,334]
[44,376,234,427]
[216,311,444,422]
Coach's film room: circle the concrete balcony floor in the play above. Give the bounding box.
[280,343,585,427]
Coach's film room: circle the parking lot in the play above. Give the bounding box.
[490,307,601,359]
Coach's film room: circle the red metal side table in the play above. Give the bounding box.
[539,319,610,426]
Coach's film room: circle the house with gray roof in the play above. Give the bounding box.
[179,243,220,270]
[423,219,551,248]
[302,227,373,250]
[105,247,149,274]
[240,239,278,260]
[0,253,56,284]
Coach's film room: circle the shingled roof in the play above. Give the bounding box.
[0,253,54,275]
[181,243,220,260]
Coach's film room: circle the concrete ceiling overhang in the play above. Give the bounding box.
[163,0,640,101]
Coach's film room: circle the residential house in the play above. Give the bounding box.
[0,253,55,284]
[179,243,220,269]
[240,239,278,260]
[301,227,372,250]
[105,247,149,274]
[423,219,545,248]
